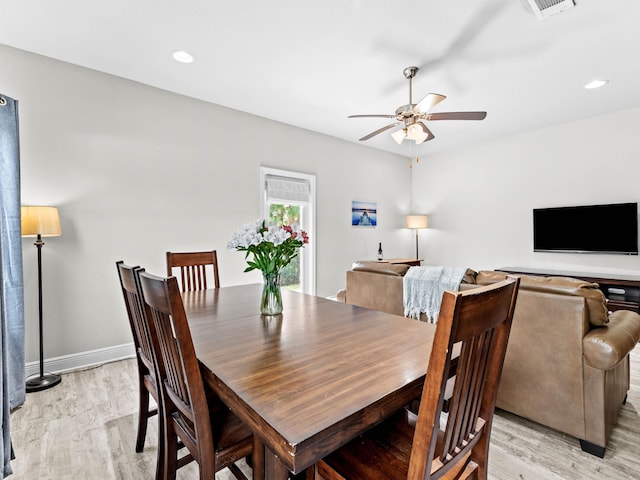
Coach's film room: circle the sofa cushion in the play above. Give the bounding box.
[460,268,478,284]
[476,270,609,326]
[352,261,411,276]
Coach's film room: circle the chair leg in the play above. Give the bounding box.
[155,404,165,480]
[136,375,150,453]
[164,422,178,480]
[198,450,217,480]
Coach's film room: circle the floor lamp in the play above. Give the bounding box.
[21,206,62,392]
[406,214,428,260]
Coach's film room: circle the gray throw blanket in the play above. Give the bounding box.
[403,266,467,323]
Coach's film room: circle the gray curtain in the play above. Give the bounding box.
[0,94,24,477]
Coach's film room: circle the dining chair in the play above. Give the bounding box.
[116,262,162,459]
[315,276,520,480]
[166,250,220,291]
[137,270,252,480]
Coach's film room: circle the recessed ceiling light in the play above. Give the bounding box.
[172,50,194,64]
[584,79,609,90]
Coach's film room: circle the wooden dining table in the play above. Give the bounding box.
[182,284,437,479]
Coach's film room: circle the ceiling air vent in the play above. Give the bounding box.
[525,0,575,20]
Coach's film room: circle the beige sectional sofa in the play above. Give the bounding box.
[336,261,640,457]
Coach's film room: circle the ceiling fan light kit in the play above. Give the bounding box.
[391,129,406,144]
[349,66,486,146]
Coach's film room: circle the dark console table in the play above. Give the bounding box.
[497,267,640,314]
[376,258,422,266]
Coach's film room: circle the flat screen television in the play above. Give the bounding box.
[533,202,638,255]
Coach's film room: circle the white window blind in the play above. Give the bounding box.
[265,175,311,203]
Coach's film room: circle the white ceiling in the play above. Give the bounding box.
[1,0,639,157]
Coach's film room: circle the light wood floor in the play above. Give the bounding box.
[9,344,640,479]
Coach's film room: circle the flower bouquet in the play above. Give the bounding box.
[228,219,309,315]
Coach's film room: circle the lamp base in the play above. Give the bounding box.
[25,373,61,393]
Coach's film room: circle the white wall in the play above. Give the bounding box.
[1,44,415,364]
[412,108,640,275]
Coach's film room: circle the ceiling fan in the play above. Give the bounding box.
[349,66,487,145]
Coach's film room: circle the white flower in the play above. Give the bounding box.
[263,224,290,246]
[228,219,308,274]
[228,220,266,247]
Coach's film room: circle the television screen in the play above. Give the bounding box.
[533,202,638,255]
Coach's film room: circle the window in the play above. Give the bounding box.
[260,167,316,295]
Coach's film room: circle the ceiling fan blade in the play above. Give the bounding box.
[413,93,447,114]
[391,128,406,144]
[427,111,487,121]
[348,114,397,119]
[358,123,399,141]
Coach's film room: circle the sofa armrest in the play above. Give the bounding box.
[583,310,640,370]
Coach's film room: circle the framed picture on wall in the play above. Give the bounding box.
[352,201,377,227]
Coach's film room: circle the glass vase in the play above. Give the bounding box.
[261,272,283,315]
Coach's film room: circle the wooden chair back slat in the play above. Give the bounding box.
[150,305,190,408]
[442,330,493,460]
[166,250,220,292]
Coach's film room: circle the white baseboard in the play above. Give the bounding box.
[25,343,136,377]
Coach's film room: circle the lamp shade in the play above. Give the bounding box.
[406,214,428,229]
[21,206,62,237]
